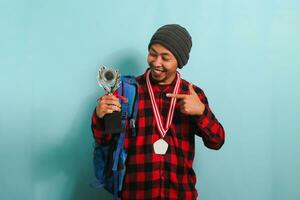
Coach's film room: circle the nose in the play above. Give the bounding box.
[152,56,163,67]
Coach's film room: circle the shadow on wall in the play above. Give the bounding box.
[32,49,145,200]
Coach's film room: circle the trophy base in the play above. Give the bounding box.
[103,111,123,134]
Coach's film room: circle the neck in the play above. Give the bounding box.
[149,72,177,86]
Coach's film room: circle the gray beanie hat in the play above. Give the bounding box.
[148,24,192,69]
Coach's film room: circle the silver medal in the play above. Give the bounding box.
[153,138,169,155]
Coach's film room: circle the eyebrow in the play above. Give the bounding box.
[149,47,172,56]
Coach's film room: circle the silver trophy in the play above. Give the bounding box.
[97,66,121,94]
[97,66,123,134]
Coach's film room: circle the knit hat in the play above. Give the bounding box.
[148,24,192,69]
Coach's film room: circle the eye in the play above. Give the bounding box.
[162,56,171,61]
[149,51,157,57]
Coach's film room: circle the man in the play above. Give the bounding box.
[92,24,225,199]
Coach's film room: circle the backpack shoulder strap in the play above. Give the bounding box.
[110,75,138,199]
[118,75,139,136]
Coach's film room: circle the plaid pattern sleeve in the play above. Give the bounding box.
[91,71,225,199]
[91,110,112,145]
[191,86,225,150]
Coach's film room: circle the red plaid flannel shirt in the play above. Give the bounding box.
[91,70,225,199]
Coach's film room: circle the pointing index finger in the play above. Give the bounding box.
[166,93,188,99]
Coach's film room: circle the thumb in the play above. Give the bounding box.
[189,83,197,95]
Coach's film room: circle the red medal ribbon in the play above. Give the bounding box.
[146,70,181,138]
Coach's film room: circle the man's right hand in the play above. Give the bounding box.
[96,94,121,118]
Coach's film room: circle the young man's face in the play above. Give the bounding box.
[147,43,178,85]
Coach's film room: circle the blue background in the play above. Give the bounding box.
[1,0,299,199]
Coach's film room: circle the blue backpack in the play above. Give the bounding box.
[91,76,138,200]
